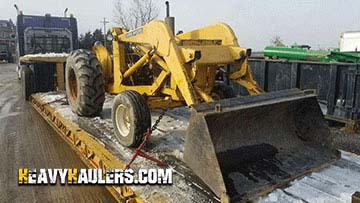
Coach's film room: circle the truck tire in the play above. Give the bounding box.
[211,83,236,100]
[112,90,151,147]
[65,49,105,116]
[21,65,34,101]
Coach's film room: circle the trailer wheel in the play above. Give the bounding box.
[65,49,105,116]
[112,90,151,147]
[21,65,34,101]
[211,83,236,100]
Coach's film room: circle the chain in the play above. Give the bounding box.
[150,100,171,132]
[151,107,167,132]
[126,105,170,170]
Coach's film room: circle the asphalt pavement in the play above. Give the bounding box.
[0,63,115,203]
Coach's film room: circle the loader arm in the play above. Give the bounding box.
[176,22,239,46]
[229,61,264,95]
[177,22,264,96]
[117,20,198,106]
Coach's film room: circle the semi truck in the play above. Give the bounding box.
[16,11,78,79]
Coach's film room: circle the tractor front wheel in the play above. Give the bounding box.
[112,90,151,147]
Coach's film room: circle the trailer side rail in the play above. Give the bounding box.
[30,94,143,203]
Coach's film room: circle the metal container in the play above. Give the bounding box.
[247,59,360,127]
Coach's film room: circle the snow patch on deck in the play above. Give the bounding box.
[23,53,69,58]
[35,92,216,203]
[34,92,360,203]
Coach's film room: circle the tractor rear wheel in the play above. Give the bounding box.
[65,49,105,116]
[112,90,151,147]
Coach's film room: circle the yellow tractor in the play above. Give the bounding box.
[64,11,339,203]
[66,20,263,145]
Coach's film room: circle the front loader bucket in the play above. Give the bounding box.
[184,89,340,202]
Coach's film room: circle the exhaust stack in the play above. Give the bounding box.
[164,1,175,35]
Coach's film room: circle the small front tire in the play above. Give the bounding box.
[112,90,151,147]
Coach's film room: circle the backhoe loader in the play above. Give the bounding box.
[64,15,339,203]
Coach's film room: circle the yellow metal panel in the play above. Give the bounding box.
[150,70,170,94]
[161,88,181,101]
[180,46,248,65]
[110,85,152,95]
[109,70,170,96]
[147,97,184,109]
[176,23,239,46]
[178,48,199,63]
[118,21,198,106]
[230,61,263,95]
[180,46,236,65]
[111,28,127,91]
[194,65,208,89]
[179,39,222,46]
[92,44,113,81]
[205,66,217,94]
[194,86,214,102]
[55,62,65,90]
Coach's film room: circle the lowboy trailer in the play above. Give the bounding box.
[28,89,360,203]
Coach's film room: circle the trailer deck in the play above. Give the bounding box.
[31,92,217,203]
[31,91,360,203]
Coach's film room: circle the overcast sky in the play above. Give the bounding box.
[0,0,359,51]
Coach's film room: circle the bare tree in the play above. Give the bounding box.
[271,36,286,47]
[113,0,159,30]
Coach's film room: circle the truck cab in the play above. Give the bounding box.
[16,12,78,78]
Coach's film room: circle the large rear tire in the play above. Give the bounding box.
[112,90,151,147]
[65,49,105,116]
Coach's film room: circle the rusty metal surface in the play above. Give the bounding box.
[184,89,340,202]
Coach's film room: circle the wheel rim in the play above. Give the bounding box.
[115,104,131,137]
[68,68,78,102]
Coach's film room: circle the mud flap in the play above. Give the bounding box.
[184,89,340,202]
